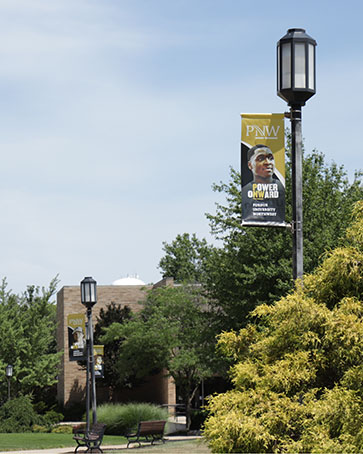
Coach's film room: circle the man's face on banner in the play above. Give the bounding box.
[248,147,275,180]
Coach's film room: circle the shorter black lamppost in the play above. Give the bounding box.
[277,28,317,280]
[80,277,98,433]
[5,365,13,401]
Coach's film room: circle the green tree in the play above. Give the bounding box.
[101,285,213,430]
[94,302,132,394]
[0,278,61,400]
[158,233,214,283]
[203,202,363,453]
[203,148,362,332]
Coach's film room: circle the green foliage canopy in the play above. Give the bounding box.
[0,278,61,399]
[159,233,213,283]
[159,148,362,335]
[204,150,362,332]
[101,285,213,429]
[94,302,132,390]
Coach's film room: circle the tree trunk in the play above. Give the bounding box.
[183,382,199,432]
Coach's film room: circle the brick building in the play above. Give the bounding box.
[56,277,176,409]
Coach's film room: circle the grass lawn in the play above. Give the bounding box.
[0,434,211,453]
[0,433,126,451]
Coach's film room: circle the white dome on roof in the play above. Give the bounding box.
[112,275,145,286]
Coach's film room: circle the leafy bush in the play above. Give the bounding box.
[51,425,73,434]
[44,409,64,425]
[96,402,168,435]
[0,395,43,433]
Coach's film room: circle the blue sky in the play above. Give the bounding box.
[0,0,362,294]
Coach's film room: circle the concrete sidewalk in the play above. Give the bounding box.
[0,447,126,454]
[0,435,202,454]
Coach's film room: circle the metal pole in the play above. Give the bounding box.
[290,105,304,280]
[86,318,90,433]
[88,307,97,424]
[201,379,205,408]
[7,378,10,401]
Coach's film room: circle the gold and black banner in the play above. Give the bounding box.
[68,313,86,361]
[94,345,104,379]
[241,113,286,226]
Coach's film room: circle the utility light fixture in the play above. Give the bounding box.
[277,28,316,107]
[5,364,13,400]
[5,364,13,378]
[277,28,317,280]
[81,276,97,308]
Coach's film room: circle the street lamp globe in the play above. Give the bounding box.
[277,28,317,107]
[5,365,13,378]
[80,276,97,308]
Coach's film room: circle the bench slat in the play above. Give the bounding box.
[126,420,166,448]
[73,423,106,453]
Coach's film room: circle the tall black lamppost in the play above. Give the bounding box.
[5,365,13,401]
[277,28,317,280]
[80,277,98,432]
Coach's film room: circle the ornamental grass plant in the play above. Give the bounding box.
[96,402,169,435]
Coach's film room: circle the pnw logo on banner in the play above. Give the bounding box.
[241,113,286,226]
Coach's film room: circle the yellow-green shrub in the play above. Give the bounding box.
[51,425,74,434]
[203,202,363,453]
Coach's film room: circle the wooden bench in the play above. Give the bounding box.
[126,420,166,448]
[73,422,106,453]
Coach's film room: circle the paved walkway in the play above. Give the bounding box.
[0,435,201,454]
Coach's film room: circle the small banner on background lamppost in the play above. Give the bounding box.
[68,313,87,361]
[93,345,104,379]
[241,113,286,226]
